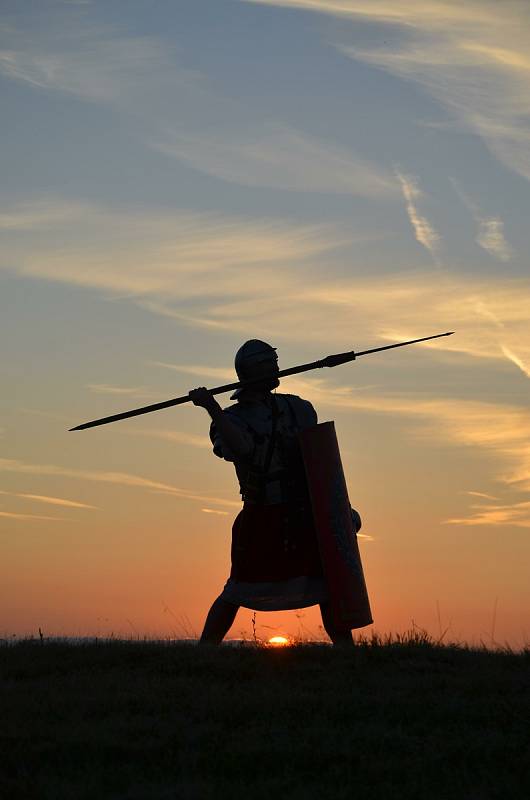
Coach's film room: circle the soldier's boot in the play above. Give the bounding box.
[198,596,239,645]
[319,602,354,647]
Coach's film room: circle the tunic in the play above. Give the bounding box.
[209,390,328,610]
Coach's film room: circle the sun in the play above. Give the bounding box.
[268,636,291,647]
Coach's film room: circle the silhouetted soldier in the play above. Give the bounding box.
[190,339,361,646]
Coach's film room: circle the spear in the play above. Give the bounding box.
[69,331,454,431]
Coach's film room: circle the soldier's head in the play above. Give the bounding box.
[235,339,280,393]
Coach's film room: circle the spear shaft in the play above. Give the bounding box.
[69,331,453,431]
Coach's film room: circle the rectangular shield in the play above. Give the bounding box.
[298,421,373,631]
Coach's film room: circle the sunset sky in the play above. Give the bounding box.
[1,0,529,647]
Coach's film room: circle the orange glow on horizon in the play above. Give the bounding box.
[268,636,291,647]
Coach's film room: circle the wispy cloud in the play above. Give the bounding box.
[246,0,530,182]
[0,199,88,229]
[475,218,513,263]
[3,199,530,380]
[395,169,440,257]
[500,346,530,379]
[0,199,341,300]
[444,500,530,528]
[298,272,530,379]
[137,301,267,334]
[150,363,234,381]
[201,508,230,516]
[463,490,499,501]
[0,25,184,105]
[19,408,70,422]
[86,384,160,399]
[155,125,397,197]
[137,302,243,332]
[450,179,513,261]
[0,488,95,510]
[119,428,211,450]
[16,493,97,509]
[0,510,67,521]
[0,18,396,198]
[0,458,240,509]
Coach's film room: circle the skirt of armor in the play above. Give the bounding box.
[219,500,328,611]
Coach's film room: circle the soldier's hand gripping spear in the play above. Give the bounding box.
[69,332,454,431]
[188,387,252,456]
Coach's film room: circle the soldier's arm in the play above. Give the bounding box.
[189,387,252,457]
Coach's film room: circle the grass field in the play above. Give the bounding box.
[2,634,529,800]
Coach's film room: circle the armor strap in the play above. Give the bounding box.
[283,395,298,429]
[238,396,281,502]
[262,394,279,474]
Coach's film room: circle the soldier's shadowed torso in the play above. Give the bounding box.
[209,392,317,506]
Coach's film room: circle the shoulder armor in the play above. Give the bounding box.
[278,394,317,427]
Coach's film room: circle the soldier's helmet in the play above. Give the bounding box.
[235,339,278,381]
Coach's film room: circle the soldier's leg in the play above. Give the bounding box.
[199,595,239,645]
[319,602,354,646]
